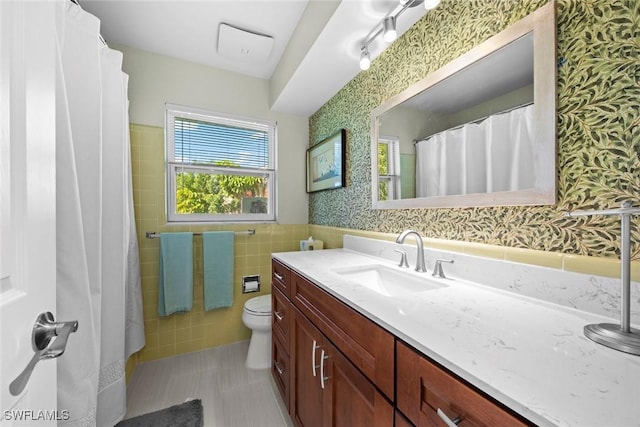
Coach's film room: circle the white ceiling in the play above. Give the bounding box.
[81,0,309,80]
[81,0,429,116]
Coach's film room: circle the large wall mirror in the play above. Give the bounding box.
[371,2,556,209]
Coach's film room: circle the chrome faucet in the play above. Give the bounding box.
[432,259,454,278]
[395,230,427,273]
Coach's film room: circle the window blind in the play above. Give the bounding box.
[173,116,270,169]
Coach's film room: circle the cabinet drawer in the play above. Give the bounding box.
[272,259,291,298]
[396,341,532,427]
[272,287,291,352]
[291,271,394,400]
[272,333,290,412]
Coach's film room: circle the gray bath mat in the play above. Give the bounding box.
[116,399,203,427]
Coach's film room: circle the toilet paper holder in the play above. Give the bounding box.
[242,275,260,293]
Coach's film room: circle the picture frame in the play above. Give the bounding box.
[306,129,346,193]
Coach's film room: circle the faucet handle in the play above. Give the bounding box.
[393,249,410,268]
[432,259,454,278]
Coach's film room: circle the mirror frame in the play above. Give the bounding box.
[371,2,556,210]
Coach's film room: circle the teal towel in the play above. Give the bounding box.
[202,231,234,310]
[158,232,193,316]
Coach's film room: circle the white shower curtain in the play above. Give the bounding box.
[485,104,535,192]
[416,104,534,197]
[416,123,486,197]
[55,1,145,426]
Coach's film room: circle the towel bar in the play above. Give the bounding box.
[145,230,255,239]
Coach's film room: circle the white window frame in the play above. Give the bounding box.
[378,136,401,201]
[165,104,276,223]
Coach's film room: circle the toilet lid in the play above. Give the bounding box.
[244,294,271,315]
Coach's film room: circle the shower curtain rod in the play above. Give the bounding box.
[145,230,255,239]
[414,101,534,144]
[69,0,108,46]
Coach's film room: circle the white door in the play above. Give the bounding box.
[1,1,59,424]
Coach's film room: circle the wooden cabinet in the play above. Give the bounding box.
[272,259,394,427]
[291,271,394,400]
[396,341,532,427]
[291,307,325,427]
[324,334,394,427]
[273,258,532,427]
[292,306,393,427]
[271,261,293,412]
[395,410,414,427]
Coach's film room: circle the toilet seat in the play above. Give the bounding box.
[244,294,271,316]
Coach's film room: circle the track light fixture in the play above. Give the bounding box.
[359,47,371,71]
[423,0,441,9]
[382,16,397,43]
[358,0,440,71]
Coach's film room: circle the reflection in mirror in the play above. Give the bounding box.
[371,2,556,209]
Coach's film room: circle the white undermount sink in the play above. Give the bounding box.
[332,264,448,297]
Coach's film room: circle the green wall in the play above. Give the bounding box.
[309,0,639,260]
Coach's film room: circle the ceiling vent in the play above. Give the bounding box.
[217,23,274,64]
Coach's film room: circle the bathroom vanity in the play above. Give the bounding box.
[271,235,640,427]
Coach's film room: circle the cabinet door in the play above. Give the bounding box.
[395,410,414,427]
[322,339,394,427]
[291,271,394,399]
[292,307,324,427]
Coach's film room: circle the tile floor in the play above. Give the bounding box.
[123,341,293,427]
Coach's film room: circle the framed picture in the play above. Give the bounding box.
[306,129,346,193]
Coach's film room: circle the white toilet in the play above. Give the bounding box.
[242,294,272,369]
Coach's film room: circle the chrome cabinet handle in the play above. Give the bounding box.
[274,272,284,281]
[436,408,461,427]
[320,350,330,389]
[274,360,285,376]
[274,311,284,321]
[312,340,320,376]
[9,312,78,396]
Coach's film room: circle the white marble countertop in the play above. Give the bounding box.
[273,246,640,427]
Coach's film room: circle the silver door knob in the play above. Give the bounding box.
[9,312,78,396]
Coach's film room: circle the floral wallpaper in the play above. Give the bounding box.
[309,0,639,260]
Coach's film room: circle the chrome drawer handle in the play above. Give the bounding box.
[274,272,284,281]
[320,350,330,389]
[274,311,284,321]
[437,408,461,427]
[274,360,285,376]
[312,340,320,376]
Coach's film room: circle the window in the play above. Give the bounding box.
[377,136,400,201]
[166,104,276,222]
